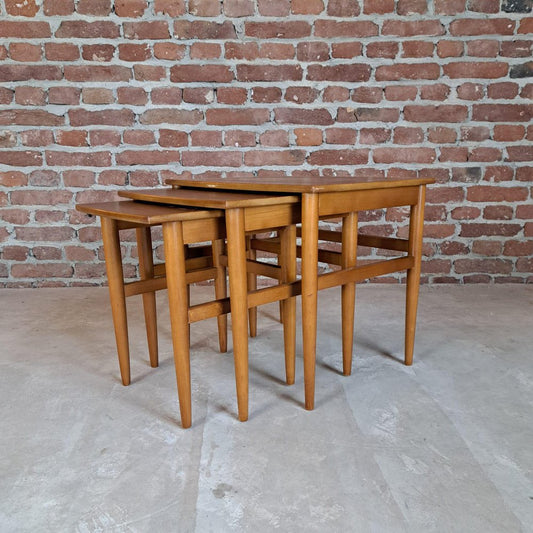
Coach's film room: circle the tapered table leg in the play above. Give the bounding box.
[246,236,257,338]
[136,226,158,368]
[212,238,228,353]
[341,212,358,376]
[405,185,426,366]
[280,224,297,385]
[101,217,130,386]
[301,193,319,410]
[163,221,192,429]
[226,208,249,422]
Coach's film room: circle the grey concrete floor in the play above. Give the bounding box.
[0,285,532,532]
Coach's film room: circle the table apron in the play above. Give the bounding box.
[318,186,420,217]
[244,204,301,232]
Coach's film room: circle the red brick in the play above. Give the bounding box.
[225,42,259,61]
[468,147,502,162]
[2,245,30,261]
[140,109,202,125]
[16,226,75,242]
[445,61,508,78]
[457,82,485,100]
[0,88,13,105]
[153,43,186,60]
[245,150,305,166]
[0,110,62,126]
[207,108,270,126]
[0,131,16,147]
[225,131,256,148]
[450,18,515,36]
[467,186,528,202]
[171,65,233,83]
[45,43,79,61]
[123,131,155,146]
[366,41,399,59]
[517,204,533,219]
[437,40,464,58]
[483,205,513,220]
[291,0,324,14]
[364,0,394,13]
[224,0,255,16]
[9,43,41,62]
[0,171,28,187]
[327,0,360,15]
[275,108,334,125]
[307,64,371,82]
[69,109,134,127]
[20,129,54,146]
[285,87,319,104]
[467,39,499,57]
[258,0,290,15]
[119,44,150,62]
[472,240,501,256]
[461,126,490,142]
[359,128,390,144]
[98,170,128,186]
[376,63,440,81]
[82,45,115,62]
[191,43,222,60]
[12,263,73,279]
[0,21,50,38]
[451,206,481,220]
[455,259,513,274]
[515,167,532,181]
[65,246,96,262]
[15,87,46,106]
[374,148,436,164]
[384,85,417,101]
[155,0,185,16]
[420,84,450,101]
[382,20,444,36]
[0,151,42,166]
[65,66,130,82]
[405,105,468,122]
[159,130,188,147]
[352,87,383,103]
[116,150,180,166]
[115,0,147,16]
[174,21,236,39]
[46,151,111,167]
[82,88,114,105]
[494,125,525,142]
[308,149,369,165]
[338,107,399,122]
[294,129,322,146]
[507,146,533,162]
[517,258,533,272]
[117,87,147,106]
[217,87,247,105]
[124,21,170,40]
[191,131,222,147]
[56,130,88,147]
[252,87,282,103]
[472,104,532,122]
[393,127,424,144]
[63,170,95,187]
[56,21,118,38]
[260,43,295,60]
[440,147,468,162]
[134,65,166,82]
[48,87,79,105]
[0,65,61,81]
[487,82,519,99]
[451,167,482,182]
[402,41,434,57]
[237,64,302,82]
[76,0,111,15]
[397,0,427,14]
[151,88,182,105]
[129,171,160,187]
[11,189,71,205]
[518,18,533,34]
[500,40,532,58]
[314,20,378,38]
[182,151,241,167]
[467,0,499,13]
[324,87,350,102]
[440,241,470,255]
[5,0,40,16]
[43,0,75,15]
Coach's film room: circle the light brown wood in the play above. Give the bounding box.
[280,224,297,385]
[226,208,249,422]
[246,236,257,338]
[341,212,358,376]
[100,217,130,386]
[301,193,319,411]
[162,220,192,429]
[212,238,227,353]
[136,227,158,368]
[405,185,427,366]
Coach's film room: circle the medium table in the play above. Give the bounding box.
[163,175,435,411]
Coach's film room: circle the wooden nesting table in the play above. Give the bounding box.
[160,175,435,412]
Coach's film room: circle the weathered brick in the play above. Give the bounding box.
[56,130,88,147]
[314,20,378,38]
[0,151,43,166]
[207,108,269,125]
[444,62,508,79]
[217,87,247,105]
[376,63,440,81]
[115,0,147,16]
[224,0,255,16]
[76,0,111,15]
[402,41,434,57]
[307,64,371,82]
[46,151,111,167]
[151,88,182,105]
[364,0,395,13]
[174,21,236,39]
[69,109,134,127]
[483,205,514,220]
[397,0,428,14]
[258,0,290,15]
[158,130,189,147]
[450,18,515,35]
[493,125,525,141]
[10,43,42,62]
[117,87,148,106]
[275,108,334,125]
[64,66,131,82]
[327,0,360,16]
[374,148,436,164]
[366,41,399,58]
[153,43,186,60]
[191,43,222,60]
[45,42,79,61]
[352,87,383,103]
[382,20,444,36]
[140,109,202,125]
[56,21,118,38]
[308,149,369,165]
[43,0,74,15]
[171,65,233,83]
[116,150,180,165]
[0,21,50,38]
[155,0,185,16]
[182,151,242,167]
[291,0,324,14]
[245,149,305,166]
[225,131,256,147]
[472,104,532,122]
[81,45,114,62]
[294,129,322,146]
[0,65,61,81]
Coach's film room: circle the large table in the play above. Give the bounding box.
[121,174,434,419]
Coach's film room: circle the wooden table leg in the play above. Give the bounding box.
[301,193,319,410]
[246,235,257,338]
[101,217,130,386]
[212,238,228,353]
[226,208,249,422]
[341,212,358,376]
[162,221,192,429]
[405,185,426,366]
[280,224,297,385]
[136,226,158,368]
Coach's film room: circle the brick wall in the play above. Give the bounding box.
[0,0,532,287]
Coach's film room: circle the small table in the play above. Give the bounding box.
[163,174,435,411]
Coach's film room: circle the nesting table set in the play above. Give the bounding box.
[78,174,434,428]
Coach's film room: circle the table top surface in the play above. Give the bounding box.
[165,174,435,193]
[118,187,299,209]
